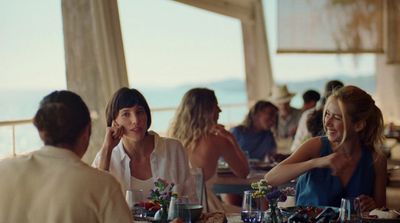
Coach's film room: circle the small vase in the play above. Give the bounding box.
[154,205,169,223]
[264,200,283,223]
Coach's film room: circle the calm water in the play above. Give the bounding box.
[0,76,375,156]
[0,84,249,156]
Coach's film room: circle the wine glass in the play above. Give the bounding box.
[241,190,263,223]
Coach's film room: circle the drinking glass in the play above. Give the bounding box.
[190,167,203,205]
[125,189,146,218]
[353,197,362,223]
[338,198,351,222]
[241,190,263,223]
[218,158,228,168]
[175,197,191,223]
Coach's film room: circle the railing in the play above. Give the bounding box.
[0,102,248,157]
[0,118,33,156]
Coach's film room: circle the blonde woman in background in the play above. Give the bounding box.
[266,85,386,211]
[168,88,249,212]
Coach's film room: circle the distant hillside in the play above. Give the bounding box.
[172,74,375,95]
[157,74,375,109]
[174,78,246,92]
[284,74,375,95]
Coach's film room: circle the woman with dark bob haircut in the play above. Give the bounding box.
[92,87,196,200]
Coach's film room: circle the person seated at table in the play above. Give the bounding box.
[168,87,249,212]
[302,89,320,112]
[231,100,278,162]
[270,84,302,140]
[306,108,324,137]
[265,85,386,212]
[290,80,344,152]
[92,87,196,201]
[0,90,132,223]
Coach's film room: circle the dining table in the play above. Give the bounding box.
[212,161,295,195]
[208,160,400,223]
[212,170,266,195]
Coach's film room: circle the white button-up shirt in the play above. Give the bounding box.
[92,131,197,201]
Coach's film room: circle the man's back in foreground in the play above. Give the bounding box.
[0,90,132,223]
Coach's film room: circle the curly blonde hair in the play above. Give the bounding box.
[168,88,218,150]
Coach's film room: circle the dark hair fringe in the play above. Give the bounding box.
[105,87,152,128]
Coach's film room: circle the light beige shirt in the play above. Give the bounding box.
[278,107,302,139]
[290,108,314,152]
[0,146,132,223]
[92,131,197,202]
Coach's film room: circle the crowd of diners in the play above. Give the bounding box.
[0,80,388,222]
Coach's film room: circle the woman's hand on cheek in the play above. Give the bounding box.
[111,121,124,139]
[102,121,124,150]
[212,124,232,138]
[211,124,223,135]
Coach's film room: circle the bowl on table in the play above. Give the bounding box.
[183,204,203,222]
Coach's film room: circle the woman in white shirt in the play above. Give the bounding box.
[92,87,196,200]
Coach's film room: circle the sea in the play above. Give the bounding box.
[0,75,375,157]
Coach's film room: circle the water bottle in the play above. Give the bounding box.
[168,196,177,220]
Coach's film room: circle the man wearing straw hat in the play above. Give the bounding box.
[270,85,302,153]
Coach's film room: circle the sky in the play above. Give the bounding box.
[0,0,375,90]
[0,0,378,153]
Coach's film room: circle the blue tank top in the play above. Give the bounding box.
[231,126,276,160]
[295,137,375,207]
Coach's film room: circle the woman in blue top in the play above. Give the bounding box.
[231,100,278,161]
[265,85,386,212]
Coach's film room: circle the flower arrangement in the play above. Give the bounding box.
[251,179,289,203]
[250,179,294,223]
[149,178,177,208]
[147,178,178,222]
